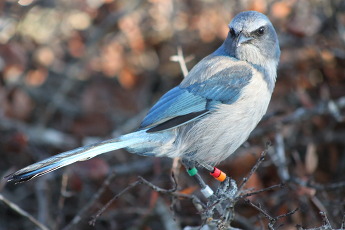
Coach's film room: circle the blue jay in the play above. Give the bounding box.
[6,11,280,183]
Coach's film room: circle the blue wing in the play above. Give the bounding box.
[182,65,253,103]
[139,87,209,130]
[139,64,252,132]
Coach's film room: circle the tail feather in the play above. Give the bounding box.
[5,131,146,183]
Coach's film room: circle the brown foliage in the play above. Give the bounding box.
[1,0,345,229]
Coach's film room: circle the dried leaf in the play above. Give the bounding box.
[179,186,198,195]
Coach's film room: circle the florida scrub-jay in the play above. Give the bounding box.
[6,11,280,183]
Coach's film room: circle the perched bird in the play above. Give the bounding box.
[6,11,280,183]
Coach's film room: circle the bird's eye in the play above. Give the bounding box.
[229,28,236,37]
[255,26,265,36]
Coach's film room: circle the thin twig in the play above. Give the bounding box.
[63,159,172,229]
[89,175,197,226]
[297,211,345,230]
[89,179,142,226]
[291,177,345,191]
[35,176,51,226]
[171,157,181,188]
[239,183,285,199]
[63,171,117,230]
[170,46,189,77]
[54,173,70,230]
[320,211,333,228]
[237,142,271,193]
[137,176,192,198]
[273,132,290,181]
[245,199,298,230]
[0,194,49,230]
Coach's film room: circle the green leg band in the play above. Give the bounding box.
[187,167,198,176]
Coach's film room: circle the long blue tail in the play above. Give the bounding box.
[5,130,149,183]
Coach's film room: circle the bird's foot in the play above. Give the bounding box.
[205,177,238,219]
[212,176,238,202]
[182,159,238,216]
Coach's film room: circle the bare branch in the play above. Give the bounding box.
[54,173,70,230]
[272,132,290,181]
[89,175,197,226]
[239,183,285,199]
[245,199,298,230]
[320,211,333,228]
[62,172,118,230]
[0,194,49,230]
[291,177,345,191]
[170,46,189,77]
[89,179,142,226]
[237,142,271,193]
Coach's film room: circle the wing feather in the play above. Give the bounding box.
[139,57,253,132]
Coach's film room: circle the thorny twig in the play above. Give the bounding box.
[291,177,345,191]
[89,174,199,226]
[198,144,285,228]
[245,199,299,230]
[296,211,345,230]
[63,171,117,230]
[63,158,172,229]
[238,183,285,199]
[320,211,333,229]
[237,142,271,193]
[89,179,142,226]
[88,145,294,229]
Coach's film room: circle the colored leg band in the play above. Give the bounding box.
[210,167,227,182]
[215,171,227,182]
[210,167,221,178]
[201,185,214,198]
[187,167,198,176]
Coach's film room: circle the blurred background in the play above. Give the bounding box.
[0,0,345,229]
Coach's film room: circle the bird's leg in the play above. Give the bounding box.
[197,162,237,200]
[199,163,238,220]
[182,159,237,199]
[181,159,214,199]
[200,163,237,200]
[182,159,237,218]
[198,162,227,183]
[182,159,239,220]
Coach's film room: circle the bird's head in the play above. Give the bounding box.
[222,11,280,68]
